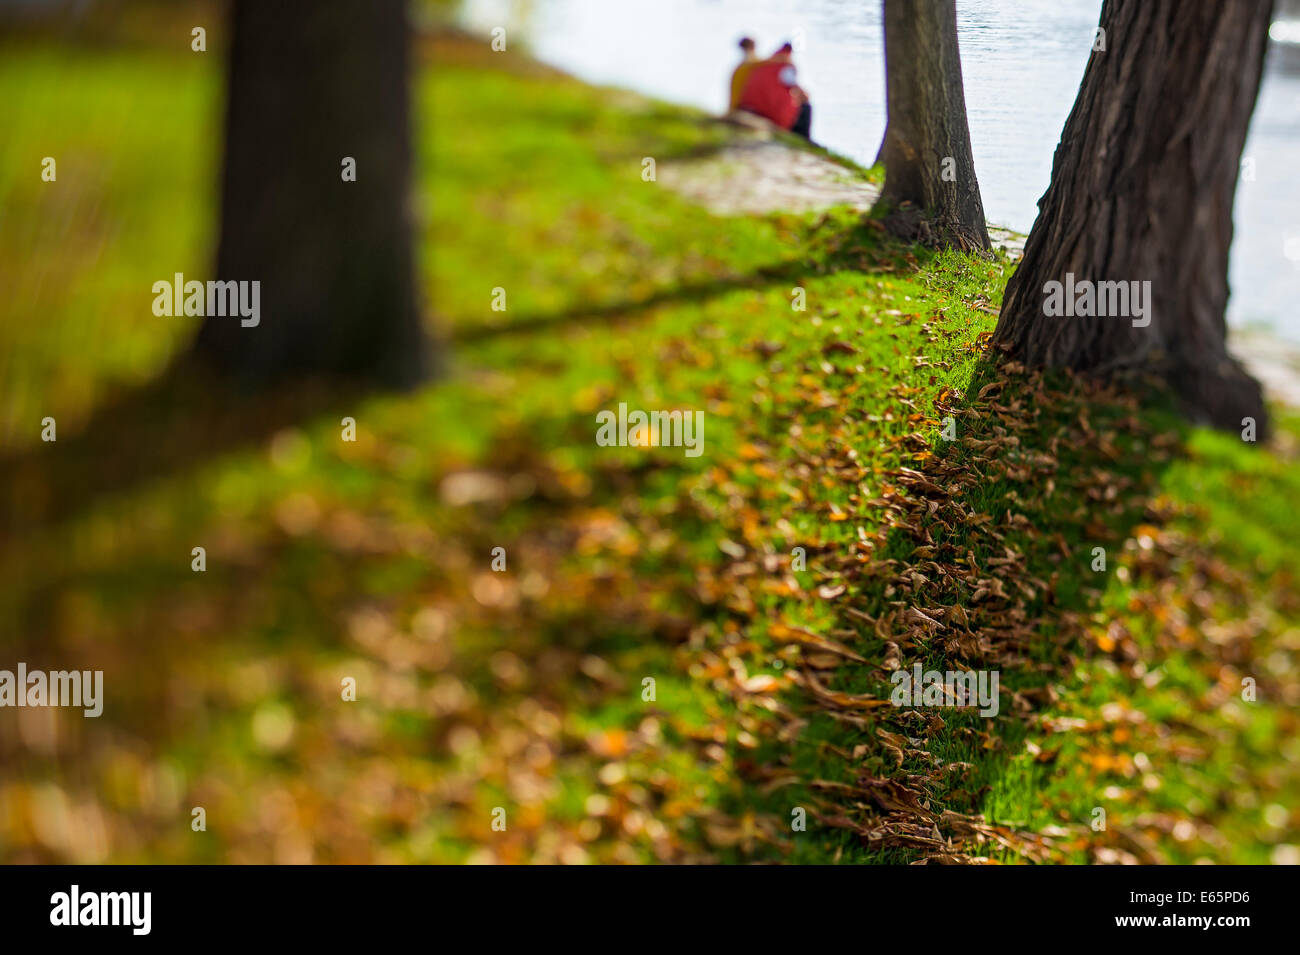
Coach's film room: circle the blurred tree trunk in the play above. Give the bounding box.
[994,0,1272,437]
[193,0,430,387]
[872,0,989,251]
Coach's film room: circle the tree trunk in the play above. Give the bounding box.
[873,0,990,251]
[193,0,430,388]
[993,0,1272,437]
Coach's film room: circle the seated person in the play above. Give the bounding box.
[729,36,759,111]
[737,42,812,140]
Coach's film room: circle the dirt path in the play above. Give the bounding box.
[659,140,879,216]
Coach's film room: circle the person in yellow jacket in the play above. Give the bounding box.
[729,37,759,111]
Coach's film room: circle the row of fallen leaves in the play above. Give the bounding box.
[684,329,1210,863]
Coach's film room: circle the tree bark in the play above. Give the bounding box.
[873,0,990,251]
[993,0,1272,437]
[193,0,430,388]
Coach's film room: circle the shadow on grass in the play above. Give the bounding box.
[455,215,910,345]
[0,356,367,541]
[724,354,1188,863]
[452,263,806,344]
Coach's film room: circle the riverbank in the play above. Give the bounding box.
[1,27,1296,864]
[1228,328,1300,408]
[654,110,1300,412]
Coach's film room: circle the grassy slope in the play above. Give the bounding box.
[0,30,1296,863]
[0,44,216,448]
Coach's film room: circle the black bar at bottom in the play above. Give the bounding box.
[0,863,1284,942]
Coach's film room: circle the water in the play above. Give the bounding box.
[460,0,1300,339]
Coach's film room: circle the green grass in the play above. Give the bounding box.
[0,42,218,448]
[0,28,1296,864]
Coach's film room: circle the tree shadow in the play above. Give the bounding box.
[730,353,1188,862]
[456,214,910,345]
[0,355,367,541]
[452,263,805,344]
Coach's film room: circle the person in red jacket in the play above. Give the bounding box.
[737,42,812,139]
